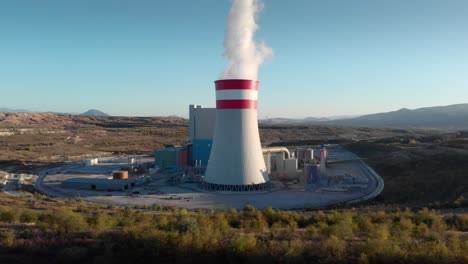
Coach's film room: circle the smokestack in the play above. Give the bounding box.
[202,79,270,191]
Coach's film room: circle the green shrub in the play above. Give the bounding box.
[178,217,198,233]
[444,214,468,231]
[230,234,257,256]
[0,229,15,247]
[322,235,347,262]
[19,210,38,223]
[91,212,115,231]
[43,208,88,233]
[0,206,18,223]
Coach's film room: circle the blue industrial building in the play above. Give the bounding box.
[191,139,212,167]
[154,105,216,172]
[187,105,215,168]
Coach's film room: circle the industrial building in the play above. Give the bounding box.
[154,106,215,171]
[153,81,329,191]
[296,148,314,163]
[154,148,176,169]
[300,164,320,185]
[262,147,299,180]
[82,157,136,167]
[83,158,98,166]
[62,178,136,191]
[155,111,329,182]
[155,147,188,170]
[191,139,212,168]
[189,105,215,168]
[189,105,216,142]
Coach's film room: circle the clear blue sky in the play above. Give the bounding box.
[1,0,467,118]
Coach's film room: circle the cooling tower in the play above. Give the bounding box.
[202,79,270,191]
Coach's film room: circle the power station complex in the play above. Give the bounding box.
[155,79,328,191]
[36,0,385,208]
[43,74,381,208]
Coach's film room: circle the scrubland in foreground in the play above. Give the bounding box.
[0,192,467,264]
[345,134,468,207]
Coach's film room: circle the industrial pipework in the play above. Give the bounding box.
[262,147,291,160]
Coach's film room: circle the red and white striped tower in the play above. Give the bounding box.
[202,79,270,191]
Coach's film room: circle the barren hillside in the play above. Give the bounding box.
[0,113,188,162]
[0,112,187,129]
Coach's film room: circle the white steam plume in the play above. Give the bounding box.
[222,0,273,80]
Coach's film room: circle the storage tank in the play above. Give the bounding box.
[202,79,270,191]
[112,171,128,180]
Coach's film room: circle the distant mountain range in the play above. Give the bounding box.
[260,117,331,125]
[0,108,110,117]
[2,104,468,129]
[260,115,362,125]
[327,104,468,129]
[0,107,30,113]
[260,104,468,129]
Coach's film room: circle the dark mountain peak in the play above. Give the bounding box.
[80,109,110,117]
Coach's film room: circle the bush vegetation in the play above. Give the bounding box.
[0,203,466,263]
[345,142,468,207]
